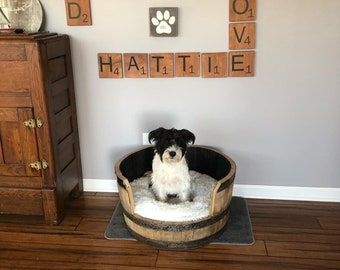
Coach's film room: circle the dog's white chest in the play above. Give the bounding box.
[154,162,187,184]
[151,153,191,199]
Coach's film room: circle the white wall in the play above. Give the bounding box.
[41,0,340,189]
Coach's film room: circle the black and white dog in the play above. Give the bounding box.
[148,127,195,203]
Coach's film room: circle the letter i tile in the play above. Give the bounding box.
[201,53,228,78]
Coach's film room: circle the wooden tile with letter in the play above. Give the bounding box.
[149,53,174,78]
[65,0,92,26]
[228,51,255,77]
[229,22,256,50]
[229,0,256,22]
[201,53,228,78]
[97,53,123,78]
[175,52,200,77]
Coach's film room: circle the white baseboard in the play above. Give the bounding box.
[83,179,340,202]
[232,184,340,202]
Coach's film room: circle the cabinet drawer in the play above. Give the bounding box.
[0,44,27,61]
[0,188,43,215]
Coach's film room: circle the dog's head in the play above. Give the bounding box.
[148,127,195,163]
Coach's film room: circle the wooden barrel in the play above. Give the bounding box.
[115,145,236,250]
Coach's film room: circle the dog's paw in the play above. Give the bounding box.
[151,189,167,202]
[167,195,182,204]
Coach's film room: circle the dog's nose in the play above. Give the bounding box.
[169,151,176,157]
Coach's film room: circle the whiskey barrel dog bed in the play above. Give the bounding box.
[115,145,236,249]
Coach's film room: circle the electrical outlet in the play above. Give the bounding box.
[142,133,150,145]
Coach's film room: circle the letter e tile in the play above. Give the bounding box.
[228,51,255,77]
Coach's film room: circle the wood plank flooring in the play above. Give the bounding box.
[0,192,339,270]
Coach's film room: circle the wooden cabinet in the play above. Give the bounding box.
[0,33,83,225]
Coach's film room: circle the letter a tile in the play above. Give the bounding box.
[124,53,148,78]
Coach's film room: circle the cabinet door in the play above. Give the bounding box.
[0,108,41,178]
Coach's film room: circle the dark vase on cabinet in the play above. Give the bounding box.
[0,32,83,225]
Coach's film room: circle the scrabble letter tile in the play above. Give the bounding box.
[124,54,148,78]
[201,53,228,78]
[98,53,123,78]
[229,0,256,22]
[175,52,200,77]
[229,22,256,50]
[228,51,255,77]
[65,0,92,26]
[149,53,174,78]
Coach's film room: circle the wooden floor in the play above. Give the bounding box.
[0,192,339,270]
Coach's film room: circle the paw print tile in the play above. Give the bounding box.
[149,7,178,37]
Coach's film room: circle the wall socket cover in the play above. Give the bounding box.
[142,133,150,145]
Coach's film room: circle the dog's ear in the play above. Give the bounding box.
[180,129,195,144]
[148,127,165,143]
